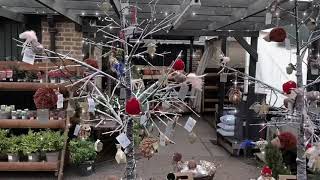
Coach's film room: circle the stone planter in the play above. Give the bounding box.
[28,152,40,162]
[7,153,19,162]
[46,151,60,162]
[77,161,95,176]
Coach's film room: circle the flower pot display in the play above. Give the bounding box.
[6,135,21,162]
[46,151,60,162]
[40,130,64,162]
[69,139,97,176]
[21,130,42,162]
[27,152,40,162]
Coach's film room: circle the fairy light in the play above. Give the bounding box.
[303,12,307,16]
[192,12,196,16]
[165,12,168,16]
[81,12,85,16]
[95,12,99,16]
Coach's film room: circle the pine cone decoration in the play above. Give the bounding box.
[33,87,58,109]
[139,137,158,159]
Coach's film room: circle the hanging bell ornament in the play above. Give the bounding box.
[94,139,104,152]
[286,64,294,75]
[307,18,316,31]
[147,43,157,57]
[172,71,187,83]
[228,87,242,105]
[115,144,127,164]
[188,132,197,144]
[100,1,112,12]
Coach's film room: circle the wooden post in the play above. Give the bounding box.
[218,37,227,122]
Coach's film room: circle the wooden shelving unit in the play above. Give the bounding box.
[0,118,68,178]
[0,82,69,92]
[0,61,79,72]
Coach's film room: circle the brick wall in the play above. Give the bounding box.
[42,20,83,61]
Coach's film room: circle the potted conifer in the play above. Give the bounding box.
[7,136,21,162]
[41,130,64,162]
[69,139,97,176]
[21,131,41,162]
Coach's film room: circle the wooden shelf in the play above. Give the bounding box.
[0,82,69,91]
[0,119,65,129]
[204,86,219,90]
[0,61,78,72]
[0,161,59,171]
[204,98,229,103]
[143,75,162,79]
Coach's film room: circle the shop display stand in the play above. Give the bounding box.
[0,118,69,178]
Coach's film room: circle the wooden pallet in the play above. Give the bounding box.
[217,133,240,156]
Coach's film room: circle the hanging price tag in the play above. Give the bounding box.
[116,133,131,149]
[178,83,189,101]
[22,48,35,65]
[57,93,64,109]
[140,114,148,126]
[184,116,197,133]
[73,124,81,136]
[8,155,12,161]
[87,97,95,112]
[285,38,291,50]
[265,12,272,25]
[120,88,126,99]
[159,134,166,146]
[94,139,103,152]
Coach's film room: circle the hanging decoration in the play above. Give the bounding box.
[115,144,127,164]
[84,58,99,69]
[282,81,297,94]
[286,63,296,75]
[139,137,158,159]
[263,27,287,42]
[125,97,141,115]
[228,86,242,105]
[257,166,275,180]
[173,59,185,71]
[147,43,157,57]
[19,30,43,54]
[79,124,91,140]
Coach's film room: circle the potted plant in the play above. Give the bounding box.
[33,87,58,121]
[41,130,64,162]
[7,136,21,162]
[69,139,97,176]
[21,131,41,162]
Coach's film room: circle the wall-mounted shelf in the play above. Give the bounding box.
[0,82,69,91]
[0,162,59,172]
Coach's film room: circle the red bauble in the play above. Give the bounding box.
[269,27,287,42]
[282,80,297,94]
[261,166,272,176]
[125,97,141,115]
[33,87,58,109]
[84,58,98,68]
[173,59,185,71]
[278,132,297,150]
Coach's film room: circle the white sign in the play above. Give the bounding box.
[265,12,272,25]
[184,116,197,133]
[140,114,148,126]
[116,133,131,149]
[28,155,33,160]
[178,83,189,100]
[87,97,95,112]
[8,155,12,160]
[22,48,35,65]
[57,93,64,109]
[73,124,81,136]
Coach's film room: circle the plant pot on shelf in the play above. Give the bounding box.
[46,151,60,162]
[50,78,56,84]
[7,153,19,162]
[27,152,40,162]
[37,109,49,121]
[78,161,95,176]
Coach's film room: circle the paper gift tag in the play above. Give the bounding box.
[73,124,81,136]
[116,133,131,149]
[184,116,197,133]
[120,88,126,99]
[220,73,227,83]
[178,83,189,100]
[57,93,64,109]
[159,134,166,146]
[22,48,35,65]
[87,97,95,112]
[87,166,92,171]
[28,155,33,160]
[285,38,291,50]
[140,114,148,126]
[94,139,103,152]
[8,155,12,160]
[165,121,174,138]
[265,12,272,25]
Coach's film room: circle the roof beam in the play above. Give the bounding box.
[35,0,81,25]
[0,7,25,22]
[110,0,121,19]
[164,30,260,37]
[234,36,258,61]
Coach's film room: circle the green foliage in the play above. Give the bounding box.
[0,129,9,154]
[265,143,291,179]
[133,122,143,146]
[21,130,42,155]
[41,130,64,152]
[7,136,21,154]
[69,139,97,165]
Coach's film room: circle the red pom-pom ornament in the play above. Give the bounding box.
[84,58,98,68]
[264,27,287,42]
[33,87,58,109]
[261,166,272,176]
[125,97,141,115]
[282,80,297,94]
[278,132,297,150]
[173,59,185,71]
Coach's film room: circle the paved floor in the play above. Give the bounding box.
[0,115,260,180]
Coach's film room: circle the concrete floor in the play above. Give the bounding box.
[0,115,260,180]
